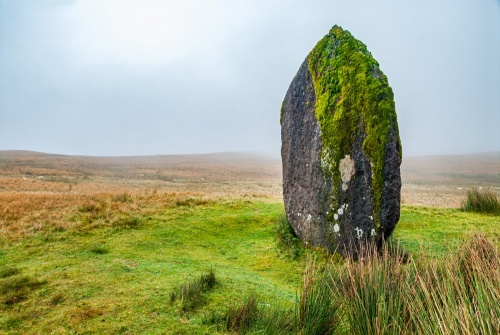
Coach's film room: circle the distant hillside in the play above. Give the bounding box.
[1,150,499,188]
[0,150,282,190]
[402,152,500,186]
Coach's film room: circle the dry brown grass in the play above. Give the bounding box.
[1,151,499,240]
[0,151,282,196]
[0,152,284,241]
[0,191,219,241]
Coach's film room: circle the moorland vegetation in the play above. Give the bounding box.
[0,152,498,334]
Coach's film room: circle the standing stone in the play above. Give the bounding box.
[281,25,402,256]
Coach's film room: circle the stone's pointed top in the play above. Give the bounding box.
[281,25,401,257]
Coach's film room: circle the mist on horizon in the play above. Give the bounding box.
[1,0,499,158]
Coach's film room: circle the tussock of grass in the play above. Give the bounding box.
[174,197,212,207]
[170,270,217,312]
[70,305,105,322]
[112,216,141,229]
[223,293,260,332]
[111,193,132,203]
[217,293,294,334]
[0,267,20,279]
[89,245,109,255]
[299,261,341,335]
[404,235,500,334]
[330,243,412,335]
[77,202,103,214]
[49,292,65,306]
[461,188,500,215]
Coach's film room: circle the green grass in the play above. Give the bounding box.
[0,267,20,279]
[0,199,498,334]
[0,274,46,305]
[394,206,499,256]
[0,199,301,334]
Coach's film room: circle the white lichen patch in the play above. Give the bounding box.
[334,213,339,220]
[333,224,340,233]
[306,214,312,221]
[355,227,363,239]
[371,228,376,237]
[369,216,373,221]
[337,203,348,215]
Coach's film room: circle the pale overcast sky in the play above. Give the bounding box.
[0,0,499,157]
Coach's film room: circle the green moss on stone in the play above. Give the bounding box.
[307,25,401,229]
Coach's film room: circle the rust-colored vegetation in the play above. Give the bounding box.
[0,151,282,241]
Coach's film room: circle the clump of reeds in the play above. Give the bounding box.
[298,260,342,334]
[461,188,500,215]
[170,269,217,312]
[219,293,294,334]
[405,235,499,334]
[329,242,412,335]
[329,234,499,335]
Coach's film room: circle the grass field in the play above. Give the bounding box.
[0,151,499,334]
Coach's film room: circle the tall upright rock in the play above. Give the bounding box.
[281,25,402,256]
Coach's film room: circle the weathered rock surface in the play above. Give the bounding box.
[281,25,402,256]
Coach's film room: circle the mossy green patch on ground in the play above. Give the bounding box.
[0,200,498,334]
[307,25,401,228]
